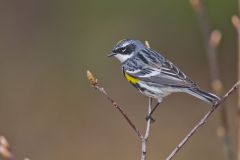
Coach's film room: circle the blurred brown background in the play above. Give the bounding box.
[0,0,238,159]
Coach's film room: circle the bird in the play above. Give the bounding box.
[108,39,220,119]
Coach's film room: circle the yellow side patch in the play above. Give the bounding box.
[125,72,139,84]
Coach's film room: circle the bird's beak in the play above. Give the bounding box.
[107,52,117,57]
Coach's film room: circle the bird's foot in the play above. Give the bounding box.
[145,115,155,123]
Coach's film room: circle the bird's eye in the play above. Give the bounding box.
[113,44,135,54]
[121,47,127,53]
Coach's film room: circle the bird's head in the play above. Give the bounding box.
[108,39,145,63]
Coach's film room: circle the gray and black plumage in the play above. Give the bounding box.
[108,39,220,105]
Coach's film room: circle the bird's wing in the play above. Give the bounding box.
[123,49,196,88]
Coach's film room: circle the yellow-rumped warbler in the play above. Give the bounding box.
[108,39,220,118]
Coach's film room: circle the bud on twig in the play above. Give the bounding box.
[232,15,240,30]
[189,0,202,11]
[209,30,222,48]
[87,70,98,86]
[0,136,10,149]
[0,146,12,159]
[145,41,150,48]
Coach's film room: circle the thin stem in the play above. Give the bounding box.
[237,5,240,160]
[96,84,142,139]
[232,15,240,160]
[87,70,154,160]
[0,136,16,160]
[166,81,240,160]
[141,98,153,160]
[146,102,160,121]
[190,0,233,159]
[237,23,240,160]
[87,70,143,139]
[145,98,153,139]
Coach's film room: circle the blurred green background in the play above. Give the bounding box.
[0,0,238,159]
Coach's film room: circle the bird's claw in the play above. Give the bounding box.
[145,115,155,123]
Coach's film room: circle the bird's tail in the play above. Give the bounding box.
[186,88,220,105]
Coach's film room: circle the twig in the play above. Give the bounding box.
[190,0,233,159]
[141,98,152,160]
[0,136,30,160]
[232,15,240,160]
[0,136,15,160]
[87,70,154,160]
[165,81,240,160]
[141,41,153,160]
[209,31,234,159]
[190,0,210,53]
[144,41,150,48]
[87,70,143,139]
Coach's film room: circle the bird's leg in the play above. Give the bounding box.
[145,102,160,122]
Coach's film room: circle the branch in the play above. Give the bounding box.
[0,136,15,160]
[190,0,233,159]
[190,0,223,91]
[87,70,154,160]
[232,15,240,160]
[166,81,240,160]
[141,98,152,160]
[87,70,143,139]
